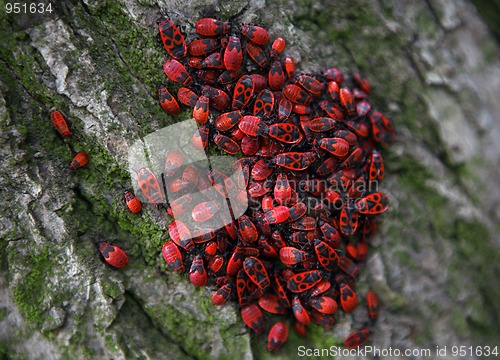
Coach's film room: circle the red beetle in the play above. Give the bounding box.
[310,117,336,132]
[213,133,240,155]
[274,173,292,205]
[224,35,243,70]
[246,42,268,68]
[366,290,380,320]
[238,115,269,136]
[241,303,266,334]
[268,60,285,90]
[168,220,193,251]
[70,151,89,169]
[238,215,259,243]
[309,296,338,315]
[323,67,344,83]
[177,87,198,107]
[318,137,350,157]
[268,123,303,144]
[211,283,233,306]
[50,109,71,136]
[267,321,288,352]
[270,37,286,58]
[339,87,357,117]
[253,89,274,117]
[353,71,371,94]
[157,18,186,59]
[274,152,314,171]
[193,95,210,124]
[288,202,307,221]
[344,328,370,348]
[215,110,242,132]
[191,200,220,222]
[232,75,254,109]
[292,296,311,325]
[99,242,128,268]
[279,246,308,265]
[162,241,184,272]
[258,293,287,314]
[327,80,340,101]
[158,85,180,114]
[137,167,164,206]
[287,270,322,293]
[164,149,184,177]
[262,206,290,225]
[356,192,389,214]
[208,254,224,273]
[339,282,358,313]
[296,75,324,97]
[189,255,208,287]
[201,85,230,111]
[241,135,260,156]
[251,159,275,181]
[124,191,142,213]
[314,239,340,271]
[241,24,269,45]
[195,18,229,36]
[368,150,385,182]
[291,216,316,231]
[163,59,192,86]
[244,256,270,289]
[284,57,296,78]
[188,38,219,56]
[201,52,225,69]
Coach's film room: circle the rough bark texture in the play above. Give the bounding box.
[1,0,499,359]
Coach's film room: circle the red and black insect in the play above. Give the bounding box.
[164,59,192,86]
[201,51,225,69]
[238,215,259,243]
[162,241,184,272]
[215,110,242,131]
[318,137,350,157]
[177,87,198,107]
[193,95,210,124]
[344,328,370,348]
[189,255,208,287]
[241,303,266,334]
[253,89,274,117]
[213,133,240,155]
[287,270,322,293]
[310,117,336,132]
[296,75,324,97]
[168,220,193,251]
[308,296,338,315]
[202,85,230,111]
[314,239,340,271]
[50,109,71,136]
[339,281,358,313]
[267,321,288,352]
[366,290,380,320]
[232,75,254,109]
[241,24,270,45]
[158,18,186,59]
[158,85,180,114]
[268,123,303,144]
[292,296,310,325]
[279,246,308,265]
[191,200,220,222]
[246,42,268,68]
[188,38,219,56]
[211,283,232,306]
[99,242,128,268]
[339,87,357,118]
[356,192,389,214]
[268,60,285,90]
[274,152,314,171]
[224,35,243,71]
[258,293,287,314]
[238,115,269,136]
[270,37,286,58]
[195,18,229,36]
[70,151,89,169]
[262,206,290,225]
[244,256,270,289]
[124,191,142,213]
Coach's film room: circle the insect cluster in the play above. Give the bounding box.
[145,15,395,352]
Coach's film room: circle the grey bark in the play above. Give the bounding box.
[0,0,499,359]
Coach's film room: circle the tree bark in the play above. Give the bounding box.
[0,0,499,359]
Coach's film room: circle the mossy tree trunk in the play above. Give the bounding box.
[1,0,499,359]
